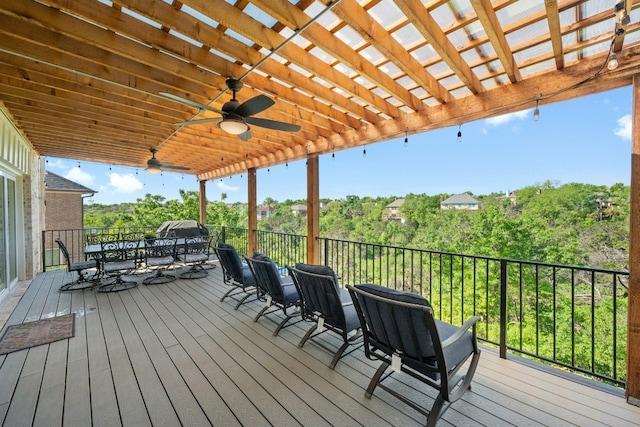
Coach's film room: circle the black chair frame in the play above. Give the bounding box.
[214,243,256,309]
[56,238,99,291]
[142,237,178,285]
[288,265,362,369]
[245,255,301,336]
[347,284,481,427]
[179,235,214,279]
[98,239,141,292]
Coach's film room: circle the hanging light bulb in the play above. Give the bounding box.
[363,146,367,158]
[457,125,462,142]
[533,99,540,121]
[607,53,619,71]
[404,128,408,147]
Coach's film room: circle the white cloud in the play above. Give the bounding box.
[217,181,239,192]
[484,110,530,127]
[614,114,631,141]
[46,158,68,170]
[64,167,95,186]
[108,173,143,193]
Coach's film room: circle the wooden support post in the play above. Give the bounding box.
[628,75,640,406]
[307,155,319,264]
[248,168,257,256]
[199,180,206,225]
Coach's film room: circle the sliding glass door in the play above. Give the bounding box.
[0,172,17,295]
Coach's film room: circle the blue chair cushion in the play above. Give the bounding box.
[281,282,299,305]
[354,284,435,361]
[242,265,255,285]
[354,283,431,307]
[294,263,340,290]
[338,288,360,333]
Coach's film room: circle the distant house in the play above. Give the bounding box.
[291,204,307,216]
[44,171,96,264]
[257,205,274,220]
[440,193,481,211]
[384,198,405,223]
[498,190,518,205]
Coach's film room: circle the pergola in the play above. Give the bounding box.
[1,0,640,403]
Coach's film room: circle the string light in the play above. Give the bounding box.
[404,128,408,147]
[607,52,619,70]
[533,99,540,121]
[363,146,367,158]
[457,125,462,142]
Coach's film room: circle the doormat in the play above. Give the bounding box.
[0,313,75,355]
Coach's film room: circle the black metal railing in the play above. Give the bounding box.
[42,226,628,387]
[320,237,628,387]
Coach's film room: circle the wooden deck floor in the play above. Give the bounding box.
[1,265,639,426]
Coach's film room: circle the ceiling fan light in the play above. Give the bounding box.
[218,118,249,135]
[147,165,161,174]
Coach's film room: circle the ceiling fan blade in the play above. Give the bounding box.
[175,117,223,126]
[234,95,274,117]
[159,92,225,115]
[158,161,190,171]
[245,117,301,132]
[163,165,190,171]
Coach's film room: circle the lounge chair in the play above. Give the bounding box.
[346,283,481,427]
[215,242,256,309]
[287,263,361,369]
[245,253,301,336]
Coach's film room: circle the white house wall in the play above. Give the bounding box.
[0,106,44,290]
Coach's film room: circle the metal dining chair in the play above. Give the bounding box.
[98,239,141,292]
[142,237,178,285]
[56,238,99,291]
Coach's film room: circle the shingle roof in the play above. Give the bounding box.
[441,194,480,205]
[44,171,96,194]
[386,198,405,208]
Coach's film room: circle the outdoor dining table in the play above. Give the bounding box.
[83,237,193,257]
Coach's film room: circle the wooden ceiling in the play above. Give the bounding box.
[0,0,639,181]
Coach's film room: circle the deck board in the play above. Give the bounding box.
[0,266,639,426]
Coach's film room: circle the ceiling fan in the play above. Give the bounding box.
[146,148,190,174]
[160,78,301,140]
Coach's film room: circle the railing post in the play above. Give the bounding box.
[220,226,226,244]
[323,238,328,265]
[41,230,47,272]
[500,258,508,359]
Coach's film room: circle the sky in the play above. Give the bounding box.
[46,85,633,206]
